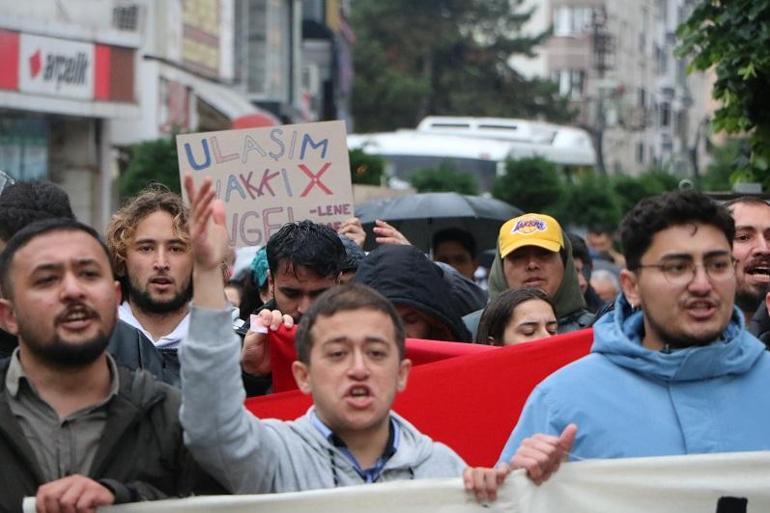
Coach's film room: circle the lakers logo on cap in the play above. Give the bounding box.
[512,218,547,235]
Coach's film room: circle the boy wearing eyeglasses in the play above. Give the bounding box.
[498,190,770,484]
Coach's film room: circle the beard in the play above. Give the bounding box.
[734,283,768,316]
[126,276,192,315]
[19,326,113,368]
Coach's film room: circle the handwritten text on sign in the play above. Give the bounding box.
[176,120,353,247]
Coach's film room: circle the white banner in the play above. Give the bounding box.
[23,451,770,512]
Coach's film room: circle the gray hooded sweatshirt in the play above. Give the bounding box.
[180,307,466,494]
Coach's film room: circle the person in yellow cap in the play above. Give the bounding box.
[464,213,594,337]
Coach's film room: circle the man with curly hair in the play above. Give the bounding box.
[106,186,193,374]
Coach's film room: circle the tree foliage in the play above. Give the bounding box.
[701,138,754,191]
[118,137,180,200]
[350,0,575,132]
[493,159,681,228]
[559,174,622,228]
[492,157,563,215]
[349,149,385,185]
[677,1,770,182]
[409,161,479,194]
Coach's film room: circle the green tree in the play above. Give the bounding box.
[409,161,479,194]
[701,138,753,191]
[350,0,575,133]
[559,173,622,228]
[492,157,563,214]
[349,149,385,185]
[677,1,770,183]
[611,168,678,219]
[118,137,180,200]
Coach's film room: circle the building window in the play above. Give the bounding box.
[551,69,585,99]
[638,88,647,108]
[655,45,668,75]
[553,6,595,37]
[636,142,645,164]
[659,102,671,128]
[234,0,268,94]
[113,4,139,31]
[0,118,49,181]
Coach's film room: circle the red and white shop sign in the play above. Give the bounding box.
[19,33,94,100]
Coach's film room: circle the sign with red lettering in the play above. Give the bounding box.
[176,121,354,247]
[19,34,94,100]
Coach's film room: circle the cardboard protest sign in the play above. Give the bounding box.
[176,120,353,247]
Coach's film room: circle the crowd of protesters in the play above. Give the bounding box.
[1,173,770,512]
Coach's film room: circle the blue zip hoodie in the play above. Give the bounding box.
[499,295,770,463]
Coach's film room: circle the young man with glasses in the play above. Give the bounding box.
[496,191,770,484]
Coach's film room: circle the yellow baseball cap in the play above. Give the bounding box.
[498,213,564,259]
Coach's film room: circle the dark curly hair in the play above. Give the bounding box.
[105,184,189,279]
[0,181,75,242]
[620,190,735,270]
[266,220,344,278]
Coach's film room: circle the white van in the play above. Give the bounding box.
[349,116,596,191]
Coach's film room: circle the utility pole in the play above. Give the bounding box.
[591,6,614,176]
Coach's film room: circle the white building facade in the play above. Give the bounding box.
[0,0,312,228]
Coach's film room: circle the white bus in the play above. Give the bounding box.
[348,116,596,191]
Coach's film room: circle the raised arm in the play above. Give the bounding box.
[180,175,281,493]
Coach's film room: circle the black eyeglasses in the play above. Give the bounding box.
[635,256,736,285]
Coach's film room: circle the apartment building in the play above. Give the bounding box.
[510,0,712,176]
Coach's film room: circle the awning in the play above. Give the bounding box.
[155,59,279,124]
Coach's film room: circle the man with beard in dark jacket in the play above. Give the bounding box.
[0,181,174,386]
[354,244,471,342]
[0,218,224,511]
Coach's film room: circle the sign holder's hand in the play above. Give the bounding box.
[338,217,366,248]
[373,219,411,246]
[242,310,294,375]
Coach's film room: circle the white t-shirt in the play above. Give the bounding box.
[118,302,190,349]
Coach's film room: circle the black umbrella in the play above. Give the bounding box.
[355,192,521,252]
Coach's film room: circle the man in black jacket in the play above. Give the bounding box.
[0,218,223,511]
[0,180,176,386]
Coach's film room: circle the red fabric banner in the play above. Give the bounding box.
[246,329,593,466]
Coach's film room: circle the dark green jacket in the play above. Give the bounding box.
[0,362,225,512]
[464,234,594,337]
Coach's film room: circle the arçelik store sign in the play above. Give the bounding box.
[0,29,134,103]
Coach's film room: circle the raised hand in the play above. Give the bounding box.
[184,175,229,310]
[184,175,228,272]
[373,219,411,246]
[338,217,366,248]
